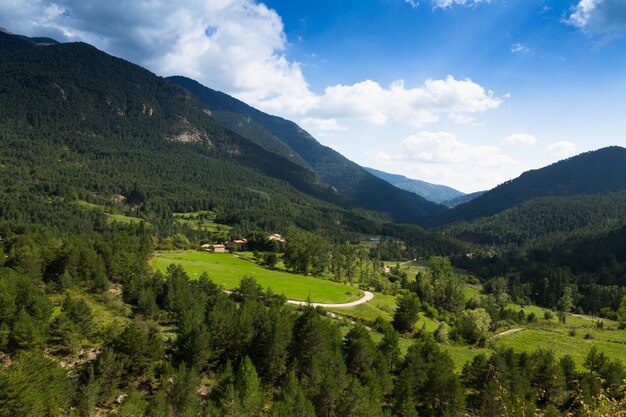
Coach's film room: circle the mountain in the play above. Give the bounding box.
[436,146,626,225]
[168,76,446,224]
[445,191,626,247]
[0,32,390,235]
[363,167,464,205]
[442,191,484,208]
[0,30,462,255]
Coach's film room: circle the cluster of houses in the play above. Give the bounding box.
[201,233,286,253]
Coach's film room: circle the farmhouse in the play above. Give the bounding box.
[268,233,286,244]
[202,243,225,253]
[226,239,248,251]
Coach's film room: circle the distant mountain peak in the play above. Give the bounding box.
[364,167,465,205]
[0,28,12,34]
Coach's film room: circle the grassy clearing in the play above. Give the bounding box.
[463,284,483,301]
[151,250,361,303]
[50,289,132,329]
[328,292,397,322]
[172,211,231,233]
[77,200,148,225]
[384,260,429,281]
[490,301,626,369]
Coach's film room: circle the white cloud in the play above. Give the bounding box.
[566,0,626,39]
[432,0,491,9]
[368,131,520,191]
[546,141,577,157]
[262,76,503,128]
[511,42,530,54]
[401,131,516,167]
[503,133,537,146]
[448,113,476,124]
[0,1,503,130]
[405,0,420,8]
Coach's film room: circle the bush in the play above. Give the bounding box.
[526,312,537,323]
[544,311,554,320]
[434,322,450,344]
[569,329,577,337]
[458,308,491,344]
[583,333,594,340]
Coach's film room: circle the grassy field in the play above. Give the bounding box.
[50,289,132,329]
[172,211,231,233]
[491,308,626,369]
[329,292,397,322]
[151,250,362,303]
[77,200,148,225]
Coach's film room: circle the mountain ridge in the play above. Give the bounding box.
[436,146,626,226]
[168,75,447,224]
[364,167,465,205]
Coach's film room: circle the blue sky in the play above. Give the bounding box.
[2,0,626,192]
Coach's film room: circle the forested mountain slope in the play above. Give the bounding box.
[168,76,447,224]
[0,32,387,234]
[364,167,464,205]
[445,191,626,247]
[437,146,626,225]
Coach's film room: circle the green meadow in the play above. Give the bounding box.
[172,211,231,233]
[77,200,148,225]
[151,250,361,303]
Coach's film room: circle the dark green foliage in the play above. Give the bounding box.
[167,364,202,417]
[0,351,74,417]
[117,388,147,417]
[272,371,316,417]
[393,339,464,417]
[291,306,347,416]
[109,322,165,378]
[392,292,420,333]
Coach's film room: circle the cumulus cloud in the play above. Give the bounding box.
[401,131,516,167]
[566,0,626,39]
[448,113,476,124]
[405,0,420,8]
[369,131,520,191]
[266,76,503,128]
[503,133,537,145]
[432,0,491,9]
[546,141,577,157]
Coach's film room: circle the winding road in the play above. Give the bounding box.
[223,290,375,308]
[285,290,374,308]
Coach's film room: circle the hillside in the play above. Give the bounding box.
[445,191,626,247]
[0,32,397,235]
[443,191,484,208]
[364,167,464,205]
[168,76,446,224]
[436,146,626,225]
